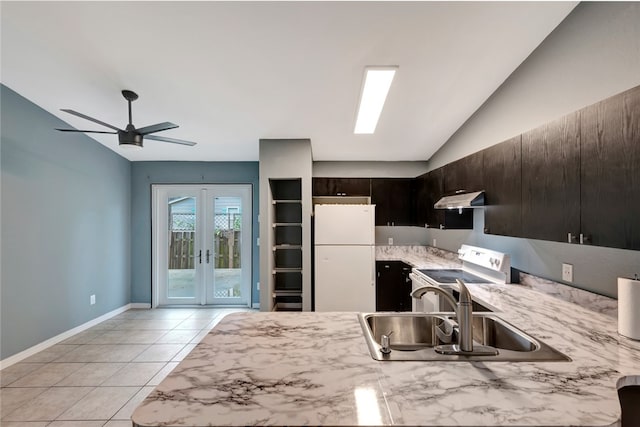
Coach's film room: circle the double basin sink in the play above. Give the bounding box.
[359,311,571,362]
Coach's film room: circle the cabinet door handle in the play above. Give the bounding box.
[198,250,202,264]
[206,249,211,263]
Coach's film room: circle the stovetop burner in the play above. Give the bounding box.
[417,269,490,284]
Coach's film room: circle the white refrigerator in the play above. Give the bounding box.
[314,204,376,312]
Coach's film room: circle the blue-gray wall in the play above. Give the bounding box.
[1,84,131,360]
[130,162,259,305]
[425,2,640,298]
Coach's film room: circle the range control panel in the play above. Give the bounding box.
[457,245,510,275]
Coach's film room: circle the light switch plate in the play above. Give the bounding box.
[562,263,573,282]
[90,294,96,305]
[388,237,393,245]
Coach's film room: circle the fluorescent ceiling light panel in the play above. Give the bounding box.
[354,66,397,134]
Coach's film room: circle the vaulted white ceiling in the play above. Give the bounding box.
[1,1,576,161]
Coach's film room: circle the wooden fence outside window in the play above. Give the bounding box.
[169,213,241,269]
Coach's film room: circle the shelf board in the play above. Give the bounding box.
[273,245,302,250]
[272,223,302,227]
[272,302,302,311]
[272,200,302,204]
[272,268,302,273]
[272,290,302,297]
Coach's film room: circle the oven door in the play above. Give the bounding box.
[409,272,440,312]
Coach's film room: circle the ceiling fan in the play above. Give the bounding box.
[56,90,196,148]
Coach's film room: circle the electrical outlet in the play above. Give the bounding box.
[90,294,96,305]
[432,238,437,247]
[562,263,573,282]
[256,282,260,291]
[388,237,394,245]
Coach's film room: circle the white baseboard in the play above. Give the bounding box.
[130,303,151,309]
[0,303,142,370]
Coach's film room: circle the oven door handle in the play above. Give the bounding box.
[409,272,429,286]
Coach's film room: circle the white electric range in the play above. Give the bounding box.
[409,244,511,312]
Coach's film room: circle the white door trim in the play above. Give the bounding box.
[151,184,252,307]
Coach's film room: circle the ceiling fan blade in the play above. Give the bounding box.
[61,109,122,131]
[146,135,197,146]
[136,122,179,135]
[56,128,118,134]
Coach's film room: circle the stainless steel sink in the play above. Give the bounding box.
[471,315,536,352]
[359,312,571,362]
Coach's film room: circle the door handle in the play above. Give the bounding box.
[198,250,202,264]
[206,249,211,263]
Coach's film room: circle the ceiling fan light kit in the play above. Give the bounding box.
[118,132,144,149]
[56,90,196,148]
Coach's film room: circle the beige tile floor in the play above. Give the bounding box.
[0,307,255,426]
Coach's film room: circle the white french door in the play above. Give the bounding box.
[152,184,252,306]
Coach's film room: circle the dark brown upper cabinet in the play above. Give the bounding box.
[415,168,474,230]
[580,85,640,250]
[371,178,414,226]
[442,151,484,195]
[424,169,445,228]
[312,178,371,197]
[413,173,430,228]
[521,112,581,243]
[415,85,639,249]
[482,136,522,237]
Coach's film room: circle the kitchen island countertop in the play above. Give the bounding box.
[132,249,637,426]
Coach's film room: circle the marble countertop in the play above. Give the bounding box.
[375,245,463,269]
[132,247,638,426]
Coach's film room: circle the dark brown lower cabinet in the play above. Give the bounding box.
[580,86,640,250]
[521,112,580,242]
[376,261,412,312]
[482,136,522,237]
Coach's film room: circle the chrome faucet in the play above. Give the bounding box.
[411,279,473,352]
[411,279,497,356]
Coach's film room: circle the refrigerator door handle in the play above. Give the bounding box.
[371,246,376,286]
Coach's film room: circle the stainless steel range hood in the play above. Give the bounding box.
[434,191,485,209]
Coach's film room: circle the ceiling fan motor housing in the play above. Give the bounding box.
[118,130,144,148]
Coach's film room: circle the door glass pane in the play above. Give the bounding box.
[168,196,196,298]
[213,196,242,299]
